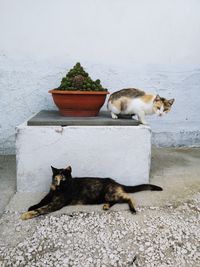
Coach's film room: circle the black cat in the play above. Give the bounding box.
[21,166,162,220]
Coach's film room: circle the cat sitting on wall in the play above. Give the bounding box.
[21,165,162,220]
[107,88,174,125]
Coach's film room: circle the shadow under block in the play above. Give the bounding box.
[16,111,151,192]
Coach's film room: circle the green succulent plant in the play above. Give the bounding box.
[57,63,107,92]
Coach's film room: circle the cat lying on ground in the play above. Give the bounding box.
[21,166,163,220]
[107,88,174,125]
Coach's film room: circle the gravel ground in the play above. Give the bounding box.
[0,193,199,267]
[0,148,199,266]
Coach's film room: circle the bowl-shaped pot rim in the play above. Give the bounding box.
[49,89,110,95]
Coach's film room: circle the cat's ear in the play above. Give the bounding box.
[63,166,72,178]
[65,166,72,173]
[154,95,161,101]
[168,98,175,105]
[51,166,59,175]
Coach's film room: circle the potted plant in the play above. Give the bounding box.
[49,63,109,116]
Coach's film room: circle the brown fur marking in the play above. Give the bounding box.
[111,99,121,111]
[163,99,175,112]
[109,88,145,102]
[120,98,128,111]
[111,97,131,112]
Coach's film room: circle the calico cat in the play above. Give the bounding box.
[21,165,163,220]
[107,88,174,125]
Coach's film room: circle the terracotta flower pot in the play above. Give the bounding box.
[49,90,109,117]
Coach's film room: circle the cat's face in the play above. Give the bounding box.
[51,165,72,190]
[153,95,174,116]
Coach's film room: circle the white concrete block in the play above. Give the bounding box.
[16,123,151,192]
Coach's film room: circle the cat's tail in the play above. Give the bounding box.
[122,184,163,193]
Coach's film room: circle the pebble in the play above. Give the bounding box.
[0,198,199,267]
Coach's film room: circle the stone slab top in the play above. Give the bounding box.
[27,110,141,126]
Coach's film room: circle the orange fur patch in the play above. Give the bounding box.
[50,184,56,191]
[21,211,38,220]
[103,203,110,210]
[54,175,62,186]
[141,94,154,103]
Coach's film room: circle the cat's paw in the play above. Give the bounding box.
[130,209,137,214]
[103,204,110,210]
[21,211,31,220]
[111,113,118,119]
[21,211,38,220]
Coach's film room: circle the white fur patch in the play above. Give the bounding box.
[123,98,155,116]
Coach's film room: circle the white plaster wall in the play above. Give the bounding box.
[0,0,200,153]
[16,124,151,192]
